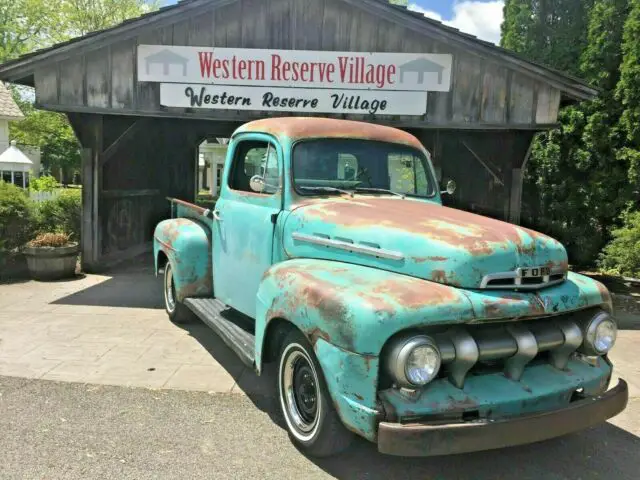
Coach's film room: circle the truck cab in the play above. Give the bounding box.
[154,117,627,457]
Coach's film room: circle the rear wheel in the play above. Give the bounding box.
[163,262,192,324]
[278,330,354,457]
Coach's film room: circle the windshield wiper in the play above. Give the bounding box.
[299,186,354,197]
[354,187,405,199]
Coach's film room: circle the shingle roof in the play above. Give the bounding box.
[0,82,23,120]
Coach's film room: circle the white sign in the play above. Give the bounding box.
[138,46,452,92]
[160,84,428,115]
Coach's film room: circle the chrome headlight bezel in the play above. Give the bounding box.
[581,311,618,356]
[386,335,441,388]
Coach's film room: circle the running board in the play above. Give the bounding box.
[184,298,255,367]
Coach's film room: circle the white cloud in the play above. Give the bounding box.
[409,1,504,45]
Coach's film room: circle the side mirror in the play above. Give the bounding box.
[249,175,265,193]
[441,179,457,195]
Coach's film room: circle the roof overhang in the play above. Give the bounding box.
[0,0,597,102]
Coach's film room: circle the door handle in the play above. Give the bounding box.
[203,209,222,221]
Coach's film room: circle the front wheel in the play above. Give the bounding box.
[278,330,354,457]
[163,262,193,324]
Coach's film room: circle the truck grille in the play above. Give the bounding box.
[431,312,588,388]
[479,268,566,290]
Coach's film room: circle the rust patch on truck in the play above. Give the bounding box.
[296,198,560,258]
[237,117,424,149]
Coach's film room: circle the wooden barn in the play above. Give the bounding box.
[0,0,597,271]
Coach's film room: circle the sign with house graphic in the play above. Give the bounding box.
[137,46,452,115]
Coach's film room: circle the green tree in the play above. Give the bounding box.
[501,0,593,76]
[0,0,55,62]
[54,0,158,42]
[504,0,638,265]
[10,93,81,184]
[616,0,640,189]
[2,0,158,183]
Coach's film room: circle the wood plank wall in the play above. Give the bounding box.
[34,0,562,129]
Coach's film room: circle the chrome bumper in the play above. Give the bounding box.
[377,379,628,457]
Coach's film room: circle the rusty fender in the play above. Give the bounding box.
[153,218,213,301]
[254,259,475,361]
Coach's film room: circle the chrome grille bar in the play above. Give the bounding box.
[435,317,583,388]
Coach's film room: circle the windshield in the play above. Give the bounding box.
[292,139,436,198]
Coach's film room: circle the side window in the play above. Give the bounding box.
[388,154,429,196]
[229,141,281,194]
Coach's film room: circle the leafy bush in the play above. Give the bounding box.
[28,232,72,248]
[0,181,34,256]
[598,211,640,277]
[196,194,217,210]
[32,189,82,241]
[29,175,59,192]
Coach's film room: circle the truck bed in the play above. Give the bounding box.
[168,197,214,228]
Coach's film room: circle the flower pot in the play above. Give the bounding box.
[23,243,79,281]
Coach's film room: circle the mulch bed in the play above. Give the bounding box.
[580,271,640,316]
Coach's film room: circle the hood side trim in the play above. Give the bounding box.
[292,232,405,261]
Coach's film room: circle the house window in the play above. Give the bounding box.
[1,171,11,183]
[14,172,23,187]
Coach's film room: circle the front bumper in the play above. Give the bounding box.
[378,379,628,457]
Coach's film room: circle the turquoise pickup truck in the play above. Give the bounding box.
[153,117,628,457]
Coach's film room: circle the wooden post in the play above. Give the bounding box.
[81,148,97,270]
[81,146,101,272]
[80,115,103,272]
[508,136,536,225]
[509,168,523,224]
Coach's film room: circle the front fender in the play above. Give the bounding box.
[153,218,212,301]
[255,259,475,361]
[254,260,613,361]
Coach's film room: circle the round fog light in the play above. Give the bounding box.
[583,312,618,355]
[406,344,441,385]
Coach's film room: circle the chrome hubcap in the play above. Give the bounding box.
[282,349,319,434]
[165,266,176,312]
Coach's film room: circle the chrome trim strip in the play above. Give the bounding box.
[292,232,405,261]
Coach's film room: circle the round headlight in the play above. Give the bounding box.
[386,335,441,388]
[583,311,618,355]
[406,344,441,385]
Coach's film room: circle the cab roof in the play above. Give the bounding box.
[233,117,424,150]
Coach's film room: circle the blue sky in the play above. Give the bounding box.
[161,1,504,44]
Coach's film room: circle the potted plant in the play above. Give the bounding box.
[23,233,79,280]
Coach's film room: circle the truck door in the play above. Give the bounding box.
[212,134,283,319]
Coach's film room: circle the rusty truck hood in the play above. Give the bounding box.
[282,197,568,289]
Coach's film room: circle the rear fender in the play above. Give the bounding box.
[153,218,213,301]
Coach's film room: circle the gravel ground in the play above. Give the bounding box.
[1,376,639,480]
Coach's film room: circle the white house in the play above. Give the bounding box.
[198,139,228,196]
[0,82,41,187]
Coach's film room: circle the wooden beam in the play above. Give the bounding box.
[99,118,143,167]
[37,103,559,132]
[462,141,504,186]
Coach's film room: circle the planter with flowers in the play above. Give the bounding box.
[23,233,79,280]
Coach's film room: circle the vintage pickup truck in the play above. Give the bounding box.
[154,117,628,457]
